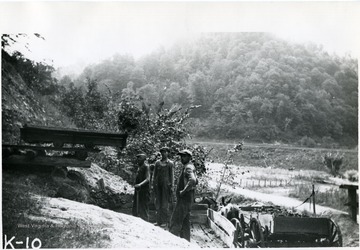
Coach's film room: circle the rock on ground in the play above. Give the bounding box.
[69,163,134,195]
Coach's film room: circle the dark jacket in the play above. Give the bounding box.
[176,163,197,202]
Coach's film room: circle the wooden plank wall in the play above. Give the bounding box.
[207,209,236,248]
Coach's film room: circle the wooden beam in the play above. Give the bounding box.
[3,155,91,168]
[340,184,359,190]
[20,125,127,148]
[2,144,100,152]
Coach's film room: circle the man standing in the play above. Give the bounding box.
[132,153,150,221]
[169,149,197,242]
[152,147,174,226]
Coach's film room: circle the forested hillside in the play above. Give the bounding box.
[1,34,209,178]
[1,48,74,144]
[59,33,358,147]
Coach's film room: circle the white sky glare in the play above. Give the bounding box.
[1,2,360,69]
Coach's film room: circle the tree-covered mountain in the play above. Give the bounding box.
[59,33,358,147]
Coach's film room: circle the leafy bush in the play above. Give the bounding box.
[117,92,208,178]
[323,152,344,176]
[299,136,316,147]
[321,136,339,148]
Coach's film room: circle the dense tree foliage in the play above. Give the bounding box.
[2,34,208,181]
[62,85,209,181]
[61,33,357,147]
[2,34,59,96]
[116,92,207,177]
[61,77,110,129]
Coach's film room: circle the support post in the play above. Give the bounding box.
[340,184,358,222]
[312,184,316,216]
[348,189,357,222]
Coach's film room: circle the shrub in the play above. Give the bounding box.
[116,92,209,180]
[299,136,316,147]
[321,136,338,148]
[214,142,243,199]
[323,152,344,176]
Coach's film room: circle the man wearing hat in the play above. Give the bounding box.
[132,153,150,221]
[169,149,197,242]
[152,147,174,227]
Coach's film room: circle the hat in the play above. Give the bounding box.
[160,147,170,152]
[178,149,192,157]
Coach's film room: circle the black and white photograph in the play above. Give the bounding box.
[1,1,359,248]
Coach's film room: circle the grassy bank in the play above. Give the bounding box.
[188,139,358,174]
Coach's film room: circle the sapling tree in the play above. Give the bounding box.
[215,142,243,200]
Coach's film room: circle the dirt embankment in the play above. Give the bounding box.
[2,166,198,248]
[27,195,198,248]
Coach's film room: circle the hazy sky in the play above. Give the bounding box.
[1,2,359,69]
